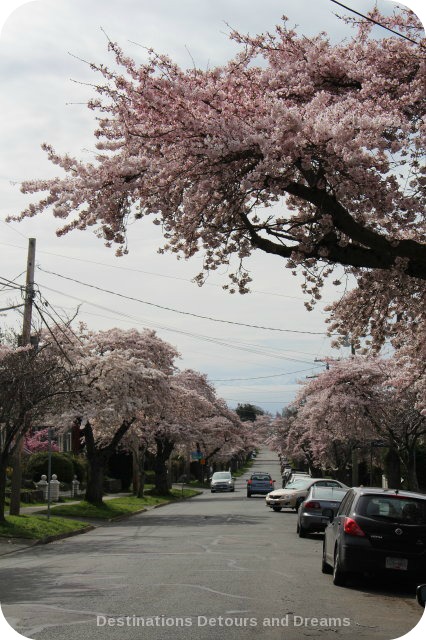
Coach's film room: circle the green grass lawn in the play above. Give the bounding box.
[47,489,201,520]
[0,514,90,540]
[233,460,254,477]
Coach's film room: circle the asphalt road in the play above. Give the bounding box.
[0,449,423,640]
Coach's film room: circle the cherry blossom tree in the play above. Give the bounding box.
[285,356,426,490]
[142,369,225,494]
[10,7,425,348]
[51,326,179,505]
[24,428,60,453]
[0,341,75,522]
[195,411,245,478]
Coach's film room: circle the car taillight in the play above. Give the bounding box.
[343,517,365,537]
[247,480,252,485]
[304,501,321,509]
[270,480,273,485]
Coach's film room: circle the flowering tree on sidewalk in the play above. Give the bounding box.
[283,356,426,489]
[50,326,179,506]
[0,340,76,522]
[143,370,220,495]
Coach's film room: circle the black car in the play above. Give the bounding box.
[322,487,426,586]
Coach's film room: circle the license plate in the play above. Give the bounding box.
[385,557,408,570]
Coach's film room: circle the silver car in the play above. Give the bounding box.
[297,485,348,537]
[210,471,235,493]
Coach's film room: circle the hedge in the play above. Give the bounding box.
[26,452,75,484]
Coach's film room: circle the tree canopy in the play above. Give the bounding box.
[10,7,425,347]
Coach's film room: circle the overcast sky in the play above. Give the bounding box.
[0,1,425,415]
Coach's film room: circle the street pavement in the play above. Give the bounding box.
[0,449,424,640]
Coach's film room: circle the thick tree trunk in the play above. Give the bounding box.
[401,446,419,492]
[132,445,147,498]
[0,456,9,524]
[81,418,135,506]
[132,448,139,497]
[137,448,147,498]
[85,454,107,506]
[385,447,401,490]
[154,437,174,495]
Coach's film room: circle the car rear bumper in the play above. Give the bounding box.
[299,513,330,532]
[340,543,426,577]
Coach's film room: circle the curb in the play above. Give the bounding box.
[104,507,148,522]
[36,524,96,544]
[0,539,39,556]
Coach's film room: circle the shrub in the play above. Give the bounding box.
[26,452,74,484]
[70,455,88,482]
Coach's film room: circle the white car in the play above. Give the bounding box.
[210,471,235,493]
[266,478,348,512]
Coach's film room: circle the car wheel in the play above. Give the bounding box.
[211,489,215,493]
[247,492,252,498]
[322,541,332,574]
[272,506,282,512]
[332,547,347,586]
[231,488,235,492]
[298,523,307,538]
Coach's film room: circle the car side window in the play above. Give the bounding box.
[337,491,354,515]
[314,481,328,487]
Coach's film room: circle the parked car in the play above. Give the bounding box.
[297,486,348,537]
[266,478,348,512]
[322,487,426,586]
[417,584,426,607]
[247,472,275,497]
[210,471,235,493]
[281,470,311,488]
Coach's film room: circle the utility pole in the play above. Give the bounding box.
[9,238,36,516]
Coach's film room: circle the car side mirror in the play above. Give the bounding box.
[322,508,335,523]
[417,584,426,608]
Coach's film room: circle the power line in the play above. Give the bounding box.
[210,366,321,382]
[0,303,24,312]
[0,219,28,240]
[0,241,305,301]
[0,275,24,291]
[37,284,325,370]
[329,0,422,45]
[37,266,329,335]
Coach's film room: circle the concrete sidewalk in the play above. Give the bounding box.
[6,491,132,516]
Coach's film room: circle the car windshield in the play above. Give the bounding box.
[310,487,347,500]
[285,478,311,489]
[357,495,426,524]
[212,472,231,480]
[251,474,271,481]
